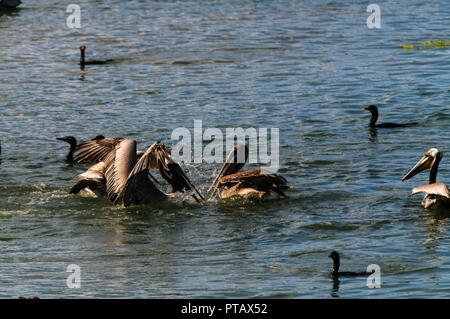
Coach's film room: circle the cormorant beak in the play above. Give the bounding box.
[56,137,68,142]
[401,154,434,182]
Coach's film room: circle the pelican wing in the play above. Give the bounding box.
[412,183,450,198]
[120,142,168,206]
[73,138,123,163]
[150,142,204,200]
[103,139,139,204]
[103,140,167,206]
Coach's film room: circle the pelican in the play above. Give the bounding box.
[79,46,114,67]
[0,0,21,10]
[401,148,450,209]
[365,105,418,128]
[70,139,204,206]
[56,135,105,163]
[70,161,107,197]
[207,145,290,200]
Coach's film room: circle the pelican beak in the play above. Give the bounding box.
[401,154,434,182]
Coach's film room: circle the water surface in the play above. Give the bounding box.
[0,0,449,298]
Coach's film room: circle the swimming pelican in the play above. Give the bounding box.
[0,0,21,10]
[207,145,289,200]
[401,148,450,209]
[56,135,105,163]
[365,105,418,128]
[71,139,204,206]
[79,46,114,67]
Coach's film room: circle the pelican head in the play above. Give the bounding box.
[401,148,443,182]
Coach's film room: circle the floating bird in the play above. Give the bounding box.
[401,148,450,209]
[70,161,107,198]
[329,251,373,277]
[207,144,289,200]
[79,46,114,67]
[70,139,204,206]
[365,105,418,128]
[0,0,21,10]
[56,135,105,163]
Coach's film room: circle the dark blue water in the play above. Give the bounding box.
[0,0,449,298]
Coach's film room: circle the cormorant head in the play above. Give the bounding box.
[329,251,340,260]
[92,135,105,141]
[56,136,77,146]
[365,105,378,113]
[80,46,86,52]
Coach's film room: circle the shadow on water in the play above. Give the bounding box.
[368,127,378,143]
[330,277,340,298]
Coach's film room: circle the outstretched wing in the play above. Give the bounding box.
[120,142,170,206]
[412,183,450,198]
[150,142,204,201]
[73,138,124,163]
[103,139,139,204]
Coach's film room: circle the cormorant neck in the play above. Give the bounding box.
[66,140,77,163]
[80,50,85,66]
[429,153,442,184]
[369,109,378,127]
[332,256,340,276]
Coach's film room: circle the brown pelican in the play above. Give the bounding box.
[0,0,21,10]
[329,251,374,277]
[207,145,289,200]
[70,139,204,206]
[365,105,418,128]
[69,161,107,198]
[79,46,114,67]
[56,135,105,163]
[401,148,450,209]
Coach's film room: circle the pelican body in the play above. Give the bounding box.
[402,148,450,209]
[70,161,107,197]
[208,145,289,200]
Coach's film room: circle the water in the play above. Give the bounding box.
[0,0,449,298]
